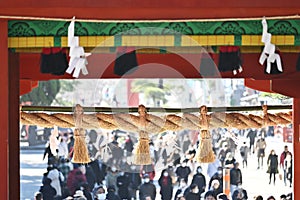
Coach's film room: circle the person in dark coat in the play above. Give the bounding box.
[34,191,44,200]
[158,169,173,200]
[174,179,189,200]
[85,164,96,193]
[109,140,124,162]
[210,179,223,197]
[175,160,191,183]
[255,135,267,169]
[92,185,106,200]
[185,184,200,200]
[140,164,156,181]
[191,166,206,195]
[142,195,154,200]
[43,143,56,165]
[280,145,292,186]
[284,151,293,187]
[106,185,121,200]
[267,149,279,185]
[224,152,236,168]
[230,162,242,194]
[124,134,134,155]
[204,190,217,200]
[87,140,98,159]
[81,182,93,200]
[68,134,75,152]
[66,165,87,195]
[246,129,257,154]
[117,171,130,199]
[232,185,248,200]
[209,166,223,190]
[255,195,263,200]
[266,196,276,200]
[39,177,57,200]
[239,141,250,168]
[89,159,106,185]
[139,174,156,200]
[127,165,141,199]
[182,134,191,154]
[217,193,230,200]
[34,191,43,200]
[119,157,130,172]
[99,160,108,185]
[172,150,181,167]
[162,148,168,166]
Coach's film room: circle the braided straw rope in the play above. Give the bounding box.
[20,106,292,133]
[1,14,299,23]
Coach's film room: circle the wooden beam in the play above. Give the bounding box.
[0,20,9,200]
[20,53,73,80]
[293,98,300,199]
[8,51,20,200]
[244,79,273,93]
[19,53,300,80]
[2,0,300,8]
[1,0,300,20]
[245,79,300,97]
[20,80,39,95]
[271,80,300,98]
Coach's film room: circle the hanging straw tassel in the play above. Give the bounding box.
[72,128,90,164]
[196,105,215,163]
[133,105,152,165]
[71,104,91,164]
[196,130,215,163]
[134,131,152,165]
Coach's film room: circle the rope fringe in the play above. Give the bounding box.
[20,110,292,132]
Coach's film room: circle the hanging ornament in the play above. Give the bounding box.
[66,17,91,78]
[133,105,152,165]
[40,47,69,75]
[195,105,215,163]
[259,17,283,74]
[114,46,138,76]
[218,46,243,75]
[71,104,91,164]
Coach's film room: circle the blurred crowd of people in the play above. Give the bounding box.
[34,127,293,200]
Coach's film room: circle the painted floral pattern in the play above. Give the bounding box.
[88,22,112,36]
[56,22,88,36]
[109,23,141,35]
[8,22,36,36]
[214,21,245,35]
[32,21,61,36]
[7,20,300,37]
[269,21,298,35]
[193,22,219,35]
[163,22,194,35]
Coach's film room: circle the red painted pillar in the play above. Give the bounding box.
[9,52,20,199]
[127,79,139,106]
[293,98,300,199]
[0,20,9,199]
